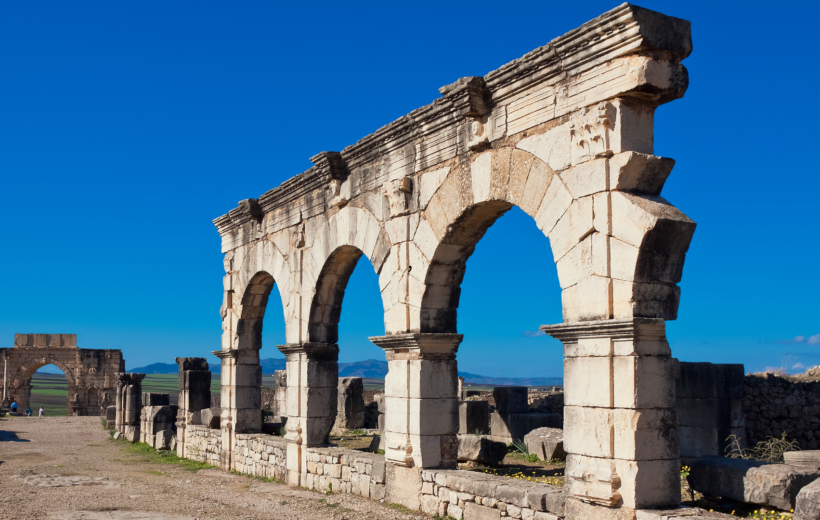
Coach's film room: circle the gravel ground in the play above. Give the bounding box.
[0,416,427,520]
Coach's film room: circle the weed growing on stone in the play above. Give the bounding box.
[478,467,564,487]
[726,432,800,464]
[387,502,414,514]
[111,438,216,471]
[228,469,283,484]
[510,439,541,463]
[347,429,365,437]
[325,482,333,495]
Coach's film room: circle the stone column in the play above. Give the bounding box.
[175,357,212,458]
[541,318,679,514]
[1,351,9,408]
[115,374,126,433]
[122,374,145,442]
[278,342,338,486]
[369,333,462,469]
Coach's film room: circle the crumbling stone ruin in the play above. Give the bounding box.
[182,4,704,518]
[113,373,145,442]
[0,333,123,416]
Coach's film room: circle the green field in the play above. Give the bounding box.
[26,372,384,416]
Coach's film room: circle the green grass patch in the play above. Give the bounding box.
[111,438,216,471]
[387,503,415,514]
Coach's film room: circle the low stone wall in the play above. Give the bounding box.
[185,425,221,466]
[303,447,386,499]
[419,469,565,520]
[745,374,820,449]
[233,433,288,480]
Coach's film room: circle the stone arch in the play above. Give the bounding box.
[302,206,391,343]
[414,144,695,332]
[18,360,75,387]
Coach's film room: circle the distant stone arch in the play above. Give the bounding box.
[0,334,124,416]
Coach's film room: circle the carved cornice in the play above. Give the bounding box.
[211,349,239,360]
[540,318,666,343]
[277,342,339,361]
[369,333,463,358]
[213,4,692,241]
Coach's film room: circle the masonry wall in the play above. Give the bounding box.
[184,425,222,467]
[744,374,820,450]
[419,469,565,520]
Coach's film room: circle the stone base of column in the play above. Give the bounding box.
[369,333,462,469]
[278,342,339,486]
[541,318,680,511]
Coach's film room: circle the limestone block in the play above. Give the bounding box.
[563,356,611,408]
[679,426,720,460]
[516,123,571,172]
[105,406,116,421]
[471,152,493,204]
[409,399,458,436]
[613,408,679,461]
[493,387,528,414]
[142,393,170,406]
[154,430,174,451]
[785,451,820,470]
[561,275,612,322]
[385,464,422,510]
[609,151,675,196]
[419,166,450,210]
[334,377,365,431]
[533,176,571,236]
[795,476,820,520]
[410,359,457,399]
[612,279,681,320]
[607,98,655,157]
[563,406,613,458]
[613,355,676,409]
[507,149,534,208]
[519,158,554,218]
[558,159,607,199]
[201,408,221,429]
[547,196,594,262]
[555,233,608,289]
[385,359,409,398]
[458,400,490,435]
[489,413,562,443]
[457,435,506,465]
[689,456,820,510]
[464,501,501,520]
[524,427,565,461]
[610,191,695,254]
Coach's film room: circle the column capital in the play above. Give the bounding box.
[540,318,666,343]
[369,333,463,360]
[276,342,338,360]
[211,349,238,360]
[116,373,146,386]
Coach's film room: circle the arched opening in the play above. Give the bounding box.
[455,205,564,381]
[231,269,287,433]
[309,244,385,443]
[28,364,71,417]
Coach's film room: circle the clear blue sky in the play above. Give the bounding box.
[2,1,817,378]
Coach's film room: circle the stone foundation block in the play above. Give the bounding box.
[689,456,820,511]
[524,427,565,461]
[489,412,562,443]
[493,387,528,414]
[457,435,506,465]
[795,477,820,520]
[155,430,174,450]
[459,400,490,435]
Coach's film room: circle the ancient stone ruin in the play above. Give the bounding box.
[161,4,704,518]
[0,333,123,416]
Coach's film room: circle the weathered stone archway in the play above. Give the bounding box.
[1,334,124,416]
[210,4,695,516]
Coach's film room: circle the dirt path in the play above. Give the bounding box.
[0,417,426,520]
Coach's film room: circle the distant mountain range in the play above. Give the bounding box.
[129,358,562,386]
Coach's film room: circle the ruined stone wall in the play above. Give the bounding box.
[304,447,386,500]
[744,374,820,450]
[232,434,288,480]
[418,468,565,519]
[184,425,222,467]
